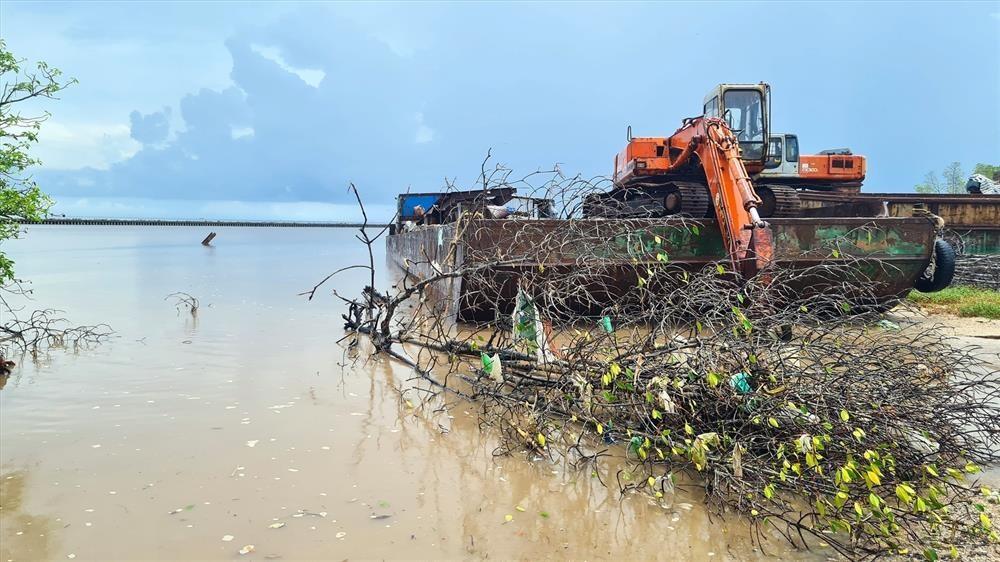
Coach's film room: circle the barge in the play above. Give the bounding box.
[386,191,943,321]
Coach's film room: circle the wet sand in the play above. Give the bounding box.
[2,227,821,561]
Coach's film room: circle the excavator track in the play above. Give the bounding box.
[670,181,712,219]
[618,180,711,218]
[755,184,802,218]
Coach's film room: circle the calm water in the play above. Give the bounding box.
[1,226,811,561]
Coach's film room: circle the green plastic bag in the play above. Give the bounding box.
[598,316,613,334]
[729,372,751,394]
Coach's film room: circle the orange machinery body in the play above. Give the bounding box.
[798,153,866,182]
[616,139,866,189]
[613,137,766,185]
[611,118,770,276]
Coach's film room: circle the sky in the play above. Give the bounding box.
[2,1,998,221]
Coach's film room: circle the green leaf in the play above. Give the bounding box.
[896,483,915,504]
[839,409,850,422]
[867,469,881,486]
[868,493,881,508]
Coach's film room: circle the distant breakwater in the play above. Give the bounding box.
[40,218,388,228]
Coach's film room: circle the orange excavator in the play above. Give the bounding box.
[760,133,866,194]
[585,83,777,276]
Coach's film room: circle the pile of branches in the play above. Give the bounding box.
[324,165,1000,559]
[942,230,1000,290]
[954,255,1000,291]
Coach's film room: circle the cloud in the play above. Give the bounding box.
[129,107,171,144]
[414,112,435,144]
[250,44,325,87]
[26,1,1000,213]
[36,121,141,170]
[38,8,429,203]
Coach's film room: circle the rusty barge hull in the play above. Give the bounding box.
[799,192,1000,254]
[387,217,936,321]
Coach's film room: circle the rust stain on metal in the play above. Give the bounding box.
[388,217,938,320]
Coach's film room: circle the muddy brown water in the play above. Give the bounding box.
[0,226,875,560]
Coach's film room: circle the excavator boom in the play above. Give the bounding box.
[613,116,772,276]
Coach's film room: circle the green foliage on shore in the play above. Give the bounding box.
[909,286,1000,319]
[915,162,1000,194]
[0,40,74,282]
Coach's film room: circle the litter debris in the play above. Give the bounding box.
[729,372,751,394]
[481,352,503,383]
[876,319,901,331]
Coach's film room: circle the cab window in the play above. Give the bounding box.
[722,89,765,159]
[785,135,800,162]
[766,137,782,169]
[704,96,719,118]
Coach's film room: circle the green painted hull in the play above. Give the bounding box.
[387,217,937,320]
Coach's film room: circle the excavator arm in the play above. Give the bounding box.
[659,117,772,276]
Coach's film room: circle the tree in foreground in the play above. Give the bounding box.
[1,42,109,365]
[0,39,74,282]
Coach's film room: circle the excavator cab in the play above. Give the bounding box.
[702,83,770,171]
[763,133,800,175]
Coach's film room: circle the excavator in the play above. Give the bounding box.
[760,133,865,194]
[585,82,780,277]
[388,82,953,322]
[583,82,953,286]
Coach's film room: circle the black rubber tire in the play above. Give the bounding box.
[914,238,956,293]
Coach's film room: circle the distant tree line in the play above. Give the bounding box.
[915,162,999,194]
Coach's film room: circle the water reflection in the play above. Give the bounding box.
[0,470,57,561]
[0,226,825,560]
